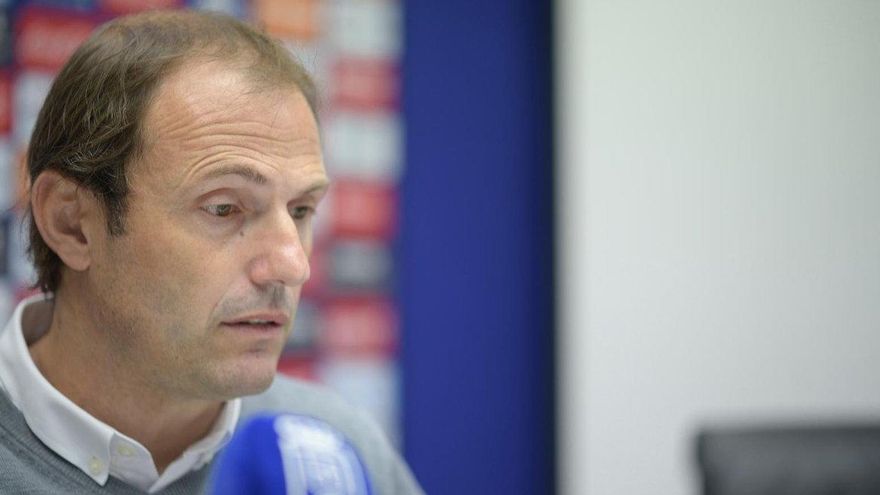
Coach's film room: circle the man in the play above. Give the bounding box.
[0,10,422,495]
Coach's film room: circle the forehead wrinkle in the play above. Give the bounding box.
[150,109,298,150]
[173,136,324,191]
[136,63,324,196]
[145,109,322,183]
[142,58,315,143]
[150,97,320,156]
[145,86,293,151]
[176,135,322,175]
[175,127,306,161]
[177,146,323,187]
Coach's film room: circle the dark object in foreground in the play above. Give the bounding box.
[697,424,880,495]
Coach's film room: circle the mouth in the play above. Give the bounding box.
[220,313,289,334]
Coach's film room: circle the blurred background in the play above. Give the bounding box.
[2,1,880,494]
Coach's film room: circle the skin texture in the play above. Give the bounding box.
[28,60,329,472]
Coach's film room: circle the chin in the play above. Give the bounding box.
[231,374,277,398]
[210,354,281,399]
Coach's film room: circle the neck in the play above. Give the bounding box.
[27,289,224,473]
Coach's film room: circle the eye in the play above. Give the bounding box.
[291,205,314,220]
[202,204,240,217]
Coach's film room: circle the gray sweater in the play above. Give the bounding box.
[0,376,423,494]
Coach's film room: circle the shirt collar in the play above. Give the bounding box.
[0,294,241,493]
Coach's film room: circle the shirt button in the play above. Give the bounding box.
[116,444,135,457]
[88,457,104,476]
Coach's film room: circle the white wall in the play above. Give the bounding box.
[557,2,880,494]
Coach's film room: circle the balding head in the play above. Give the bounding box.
[26,10,317,293]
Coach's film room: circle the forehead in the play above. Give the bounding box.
[137,60,322,181]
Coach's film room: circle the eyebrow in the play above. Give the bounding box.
[201,164,269,185]
[200,163,331,196]
[301,180,331,196]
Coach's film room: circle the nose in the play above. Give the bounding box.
[247,210,311,288]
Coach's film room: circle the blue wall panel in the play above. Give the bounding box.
[401,1,554,493]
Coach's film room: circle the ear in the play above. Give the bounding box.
[30,171,101,273]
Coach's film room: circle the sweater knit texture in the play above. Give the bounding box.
[0,376,423,494]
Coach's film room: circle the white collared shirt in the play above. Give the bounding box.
[0,295,241,493]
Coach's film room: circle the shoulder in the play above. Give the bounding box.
[240,375,384,452]
[239,375,424,495]
[240,375,351,419]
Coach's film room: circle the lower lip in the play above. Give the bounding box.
[220,323,284,335]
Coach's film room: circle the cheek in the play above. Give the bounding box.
[110,226,223,319]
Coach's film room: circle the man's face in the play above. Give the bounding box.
[85,61,328,401]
